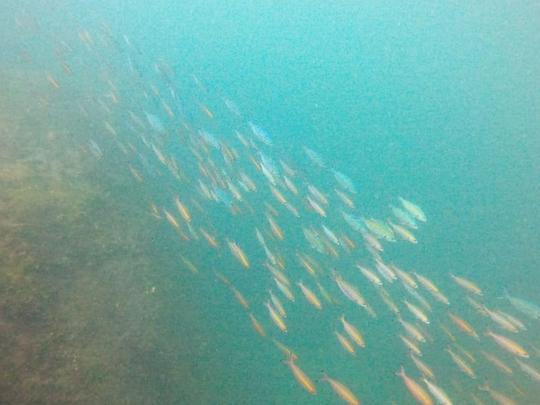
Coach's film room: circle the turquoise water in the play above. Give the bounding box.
[1,1,539,404]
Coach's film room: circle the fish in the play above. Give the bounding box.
[423,379,453,405]
[248,122,273,145]
[449,273,482,296]
[321,374,361,405]
[495,311,526,331]
[335,189,355,208]
[307,184,328,205]
[303,147,325,168]
[390,205,418,229]
[272,338,297,360]
[283,355,317,394]
[364,218,395,241]
[411,354,435,379]
[47,73,60,88]
[485,330,529,358]
[478,384,516,405]
[306,196,327,217]
[298,281,322,310]
[404,284,432,312]
[415,273,440,293]
[389,220,418,243]
[515,359,540,382]
[333,274,375,316]
[283,176,298,195]
[164,209,181,229]
[230,286,249,309]
[398,197,427,222]
[336,331,356,355]
[199,228,219,248]
[265,301,287,332]
[399,317,426,342]
[446,347,476,379]
[375,259,397,283]
[404,300,430,324]
[481,351,513,375]
[332,170,357,194]
[394,266,418,289]
[174,196,191,222]
[340,315,365,348]
[448,312,478,339]
[378,287,400,314]
[396,366,433,405]
[357,264,383,286]
[400,335,422,357]
[274,277,295,302]
[483,307,519,333]
[267,215,284,240]
[269,289,286,317]
[248,313,266,337]
[503,289,540,319]
[321,225,340,246]
[227,240,250,268]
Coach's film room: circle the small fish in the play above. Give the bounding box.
[411,354,435,379]
[274,277,295,302]
[265,301,287,332]
[450,273,482,296]
[423,379,453,405]
[375,259,397,283]
[448,312,478,339]
[398,197,427,222]
[340,315,365,348]
[227,240,250,268]
[230,286,249,309]
[446,348,476,379]
[272,338,297,360]
[515,358,540,382]
[393,266,418,289]
[267,215,284,240]
[404,300,430,324]
[396,366,433,405]
[357,264,383,286]
[389,220,418,243]
[478,384,517,405]
[164,209,181,229]
[503,289,540,319]
[415,273,440,293]
[485,330,528,358]
[248,313,266,337]
[298,281,322,310]
[322,374,361,405]
[400,334,422,357]
[483,307,519,333]
[481,351,513,375]
[306,196,326,217]
[47,73,60,88]
[269,289,286,317]
[283,356,317,394]
[175,196,192,222]
[399,317,426,342]
[336,331,356,355]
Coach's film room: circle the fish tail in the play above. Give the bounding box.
[319,371,329,383]
[478,383,489,392]
[396,366,405,377]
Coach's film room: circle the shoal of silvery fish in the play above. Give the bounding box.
[28,19,540,405]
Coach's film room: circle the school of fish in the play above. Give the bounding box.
[17,17,540,405]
